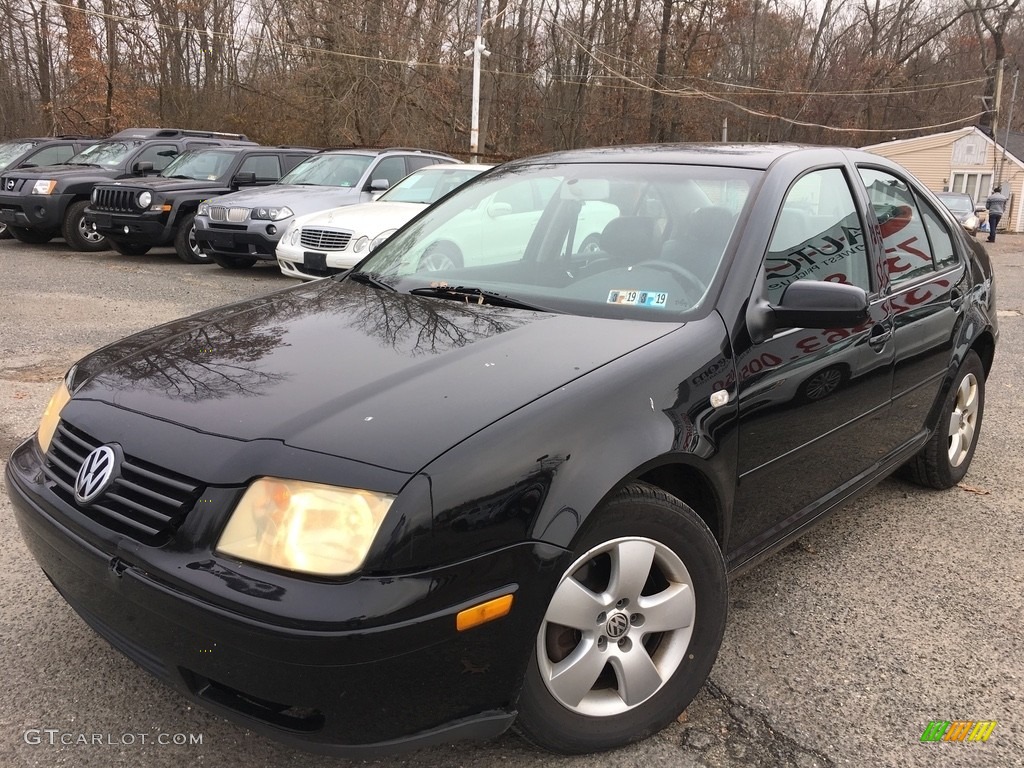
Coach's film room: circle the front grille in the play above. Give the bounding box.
[300,228,351,250]
[209,206,249,223]
[42,421,203,545]
[1,176,26,193]
[92,187,137,212]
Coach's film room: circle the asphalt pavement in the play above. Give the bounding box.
[0,238,1021,768]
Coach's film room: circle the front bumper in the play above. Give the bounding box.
[6,437,560,755]
[195,223,280,261]
[0,192,71,231]
[276,240,359,280]
[84,209,173,246]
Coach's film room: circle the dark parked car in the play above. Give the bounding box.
[935,191,981,236]
[6,144,997,756]
[84,146,318,262]
[0,128,255,251]
[0,135,98,238]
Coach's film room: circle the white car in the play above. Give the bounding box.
[277,164,493,279]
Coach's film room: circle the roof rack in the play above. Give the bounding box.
[106,128,251,141]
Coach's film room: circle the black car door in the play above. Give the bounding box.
[855,166,968,444]
[729,165,896,558]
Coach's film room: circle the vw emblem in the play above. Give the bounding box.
[74,445,118,504]
[605,612,630,639]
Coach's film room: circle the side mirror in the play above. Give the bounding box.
[369,178,390,192]
[487,202,513,218]
[133,161,154,175]
[232,172,256,187]
[748,280,869,343]
[773,280,869,330]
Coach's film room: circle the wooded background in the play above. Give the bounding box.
[1,0,1022,159]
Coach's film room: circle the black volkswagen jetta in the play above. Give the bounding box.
[6,144,998,756]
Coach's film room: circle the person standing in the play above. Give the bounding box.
[985,185,1008,243]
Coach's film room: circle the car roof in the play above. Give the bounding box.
[316,147,453,157]
[414,163,492,172]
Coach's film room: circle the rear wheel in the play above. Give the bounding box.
[108,240,152,256]
[416,241,463,271]
[9,225,58,244]
[174,213,212,263]
[515,482,727,754]
[62,200,108,251]
[904,350,985,489]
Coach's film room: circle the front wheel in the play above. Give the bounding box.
[416,241,463,271]
[515,482,727,754]
[62,200,108,251]
[174,213,212,263]
[108,240,152,256]
[904,350,985,489]
[0,222,11,239]
[9,225,58,244]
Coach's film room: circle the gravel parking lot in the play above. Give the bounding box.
[1,238,1022,768]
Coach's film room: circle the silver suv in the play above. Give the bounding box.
[194,147,456,269]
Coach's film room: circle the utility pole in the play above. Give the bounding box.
[992,59,1005,184]
[998,68,1020,186]
[466,0,490,162]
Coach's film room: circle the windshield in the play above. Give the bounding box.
[378,166,491,204]
[354,162,759,319]
[160,149,237,180]
[68,140,145,167]
[280,154,373,187]
[0,141,35,169]
[936,194,973,214]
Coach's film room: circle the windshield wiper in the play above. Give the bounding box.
[408,285,549,312]
[346,271,396,291]
[167,174,197,180]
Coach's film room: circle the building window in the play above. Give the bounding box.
[950,172,992,204]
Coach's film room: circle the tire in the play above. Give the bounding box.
[0,222,11,239]
[797,364,848,403]
[211,253,257,270]
[62,200,109,251]
[9,225,57,244]
[108,240,152,256]
[577,234,602,255]
[416,241,463,271]
[174,213,212,263]
[904,350,985,489]
[515,482,727,754]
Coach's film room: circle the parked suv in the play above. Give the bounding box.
[0,128,255,251]
[194,147,456,269]
[84,146,317,262]
[0,135,98,238]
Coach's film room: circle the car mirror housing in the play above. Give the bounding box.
[133,160,154,174]
[369,178,390,192]
[773,280,869,330]
[232,171,257,187]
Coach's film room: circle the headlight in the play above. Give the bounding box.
[197,202,211,217]
[289,226,301,245]
[37,378,72,453]
[32,179,57,195]
[352,236,369,253]
[370,229,397,251]
[137,191,152,208]
[216,477,393,577]
[252,206,294,221]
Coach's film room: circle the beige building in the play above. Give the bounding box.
[863,126,1024,233]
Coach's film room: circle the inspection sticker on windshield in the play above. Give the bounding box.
[607,290,668,307]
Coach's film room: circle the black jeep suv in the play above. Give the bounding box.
[85,146,317,263]
[0,128,254,252]
[0,135,98,238]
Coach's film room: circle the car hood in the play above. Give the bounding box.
[97,177,223,193]
[2,164,118,180]
[297,201,426,233]
[207,184,364,213]
[70,279,680,473]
